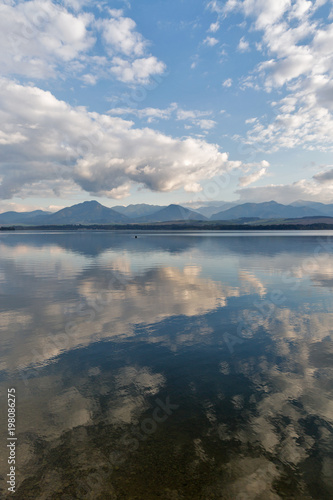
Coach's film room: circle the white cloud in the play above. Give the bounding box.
[108,103,212,120]
[237,166,333,203]
[207,0,225,15]
[290,0,313,18]
[0,78,240,199]
[0,1,166,85]
[0,129,27,145]
[0,0,94,79]
[97,10,166,84]
[223,78,233,87]
[108,103,177,121]
[190,54,200,69]
[107,9,124,18]
[203,36,219,46]
[107,104,216,130]
[210,0,293,30]
[176,109,199,120]
[100,14,147,57]
[209,21,220,32]
[223,0,292,29]
[263,53,314,88]
[245,117,257,124]
[218,0,333,151]
[238,160,269,187]
[184,182,203,193]
[245,83,333,152]
[238,36,250,52]
[110,56,166,84]
[81,73,97,85]
[196,119,217,130]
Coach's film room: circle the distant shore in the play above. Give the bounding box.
[3,222,333,231]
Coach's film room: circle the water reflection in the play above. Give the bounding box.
[0,231,332,499]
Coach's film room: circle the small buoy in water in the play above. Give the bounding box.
[135,235,138,238]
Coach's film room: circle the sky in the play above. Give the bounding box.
[1,0,333,213]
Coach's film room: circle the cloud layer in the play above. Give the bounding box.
[108,103,217,130]
[1,0,332,205]
[0,0,165,84]
[237,173,333,203]
[219,0,333,152]
[208,0,333,202]
[0,78,241,199]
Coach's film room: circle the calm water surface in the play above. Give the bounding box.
[0,231,333,499]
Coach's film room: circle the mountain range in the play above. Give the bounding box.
[1,199,333,225]
[209,201,327,220]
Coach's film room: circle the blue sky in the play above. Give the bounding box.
[1,0,333,212]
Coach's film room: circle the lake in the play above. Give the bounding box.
[0,231,333,499]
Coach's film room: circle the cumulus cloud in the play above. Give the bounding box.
[211,0,333,152]
[0,78,239,200]
[100,13,147,57]
[196,119,217,130]
[0,0,94,79]
[238,36,250,52]
[262,53,314,88]
[203,36,219,46]
[81,73,97,85]
[222,0,292,29]
[0,1,166,85]
[245,84,333,152]
[209,21,220,32]
[110,55,166,84]
[96,9,167,84]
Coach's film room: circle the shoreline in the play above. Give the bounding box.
[2,223,333,231]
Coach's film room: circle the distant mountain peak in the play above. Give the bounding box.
[133,203,207,222]
[80,200,102,206]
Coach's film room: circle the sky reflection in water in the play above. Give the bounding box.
[0,231,333,499]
